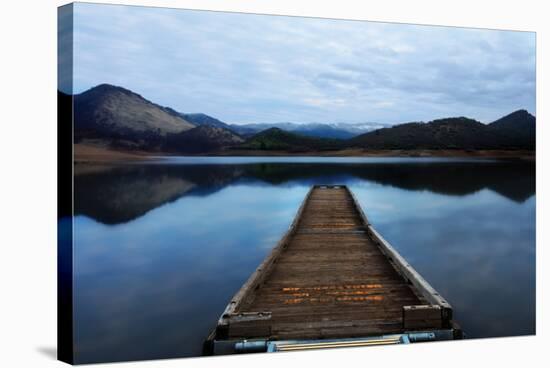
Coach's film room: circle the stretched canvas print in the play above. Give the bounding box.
[57,2,536,364]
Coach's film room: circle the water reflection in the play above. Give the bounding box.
[74,159,535,225]
[70,157,535,363]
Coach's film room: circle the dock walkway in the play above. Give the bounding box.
[206,185,461,353]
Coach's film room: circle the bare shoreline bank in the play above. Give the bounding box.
[73,143,535,163]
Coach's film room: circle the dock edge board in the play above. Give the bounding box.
[346,186,455,327]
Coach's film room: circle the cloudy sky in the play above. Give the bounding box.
[69,3,535,125]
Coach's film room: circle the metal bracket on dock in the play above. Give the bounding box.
[226,312,272,323]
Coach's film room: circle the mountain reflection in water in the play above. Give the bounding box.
[74,159,535,225]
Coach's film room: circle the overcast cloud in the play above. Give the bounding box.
[70,3,536,124]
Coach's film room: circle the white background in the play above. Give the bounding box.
[0,0,547,366]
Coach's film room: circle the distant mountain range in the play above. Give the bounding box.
[239,127,341,152]
[69,84,536,154]
[229,122,388,139]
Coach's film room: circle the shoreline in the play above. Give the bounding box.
[73,144,535,163]
[207,148,535,160]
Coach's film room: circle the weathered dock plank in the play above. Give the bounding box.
[206,185,461,353]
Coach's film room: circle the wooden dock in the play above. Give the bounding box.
[205,185,462,354]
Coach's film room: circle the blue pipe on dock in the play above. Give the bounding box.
[407,332,436,342]
[234,340,268,353]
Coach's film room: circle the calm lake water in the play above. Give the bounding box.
[68,157,535,363]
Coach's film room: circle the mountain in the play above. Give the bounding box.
[239,128,341,152]
[164,125,244,153]
[229,122,387,139]
[288,124,356,139]
[489,109,535,131]
[351,111,535,150]
[488,109,536,149]
[228,124,261,137]
[179,113,231,129]
[350,117,490,149]
[329,122,390,135]
[74,84,195,149]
